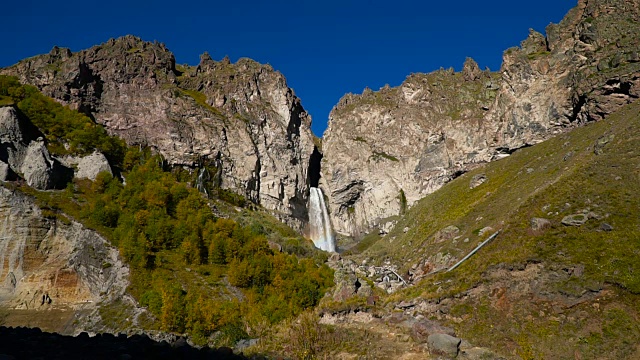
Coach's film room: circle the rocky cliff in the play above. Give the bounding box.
[1,36,317,230]
[0,186,128,314]
[322,0,640,237]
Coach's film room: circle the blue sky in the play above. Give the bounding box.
[2,1,575,137]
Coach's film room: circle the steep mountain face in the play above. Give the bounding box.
[322,0,640,237]
[358,99,640,360]
[1,36,316,230]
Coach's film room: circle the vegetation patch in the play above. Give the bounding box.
[3,79,335,348]
[0,75,126,165]
[372,151,399,162]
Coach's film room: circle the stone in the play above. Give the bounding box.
[267,241,283,253]
[75,151,112,180]
[462,57,482,82]
[600,222,614,231]
[477,226,494,237]
[0,186,129,316]
[469,174,487,189]
[396,301,416,309]
[172,337,188,348]
[459,347,500,360]
[20,141,55,190]
[435,226,460,243]
[0,161,11,181]
[427,333,461,358]
[561,214,589,226]
[411,319,456,343]
[594,134,615,155]
[531,217,551,231]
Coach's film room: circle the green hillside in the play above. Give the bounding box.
[360,101,640,359]
[0,75,334,348]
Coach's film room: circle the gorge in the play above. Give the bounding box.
[1,0,640,358]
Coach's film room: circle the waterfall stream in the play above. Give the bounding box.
[196,167,210,197]
[308,187,336,252]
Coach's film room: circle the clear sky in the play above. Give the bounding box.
[2,1,576,137]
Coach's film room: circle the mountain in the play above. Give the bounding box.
[0,35,318,231]
[322,0,640,238]
[347,98,640,360]
[1,0,640,358]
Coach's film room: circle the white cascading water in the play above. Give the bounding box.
[308,187,336,252]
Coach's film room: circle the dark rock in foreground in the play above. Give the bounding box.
[0,326,252,360]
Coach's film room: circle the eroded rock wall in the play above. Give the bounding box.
[0,187,128,310]
[322,0,640,236]
[1,36,316,230]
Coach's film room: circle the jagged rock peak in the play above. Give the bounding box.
[1,35,317,231]
[462,57,482,81]
[519,29,548,55]
[322,0,640,237]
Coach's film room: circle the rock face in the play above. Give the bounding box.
[322,0,640,236]
[0,107,71,189]
[60,151,112,181]
[322,67,499,236]
[0,187,128,310]
[1,36,316,230]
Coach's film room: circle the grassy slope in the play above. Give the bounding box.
[361,101,640,359]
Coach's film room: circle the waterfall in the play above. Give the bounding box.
[196,167,210,197]
[308,187,336,252]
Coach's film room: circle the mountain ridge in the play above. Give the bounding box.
[322,0,640,238]
[1,35,317,231]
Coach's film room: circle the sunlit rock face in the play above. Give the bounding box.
[1,36,316,231]
[322,0,640,237]
[0,187,128,310]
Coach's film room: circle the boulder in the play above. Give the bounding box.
[600,223,614,231]
[356,280,373,297]
[0,107,25,144]
[411,319,456,343]
[328,252,342,262]
[20,140,54,190]
[594,134,615,155]
[75,151,112,180]
[478,226,494,237]
[561,214,589,226]
[428,333,461,358]
[435,225,460,243]
[469,173,487,189]
[531,217,551,231]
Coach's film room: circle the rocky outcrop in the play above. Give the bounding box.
[20,139,56,189]
[0,187,128,310]
[322,65,499,236]
[1,36,316,230]
[0,107,71,189]
[322,0,640,236]
[60,151,112,181]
